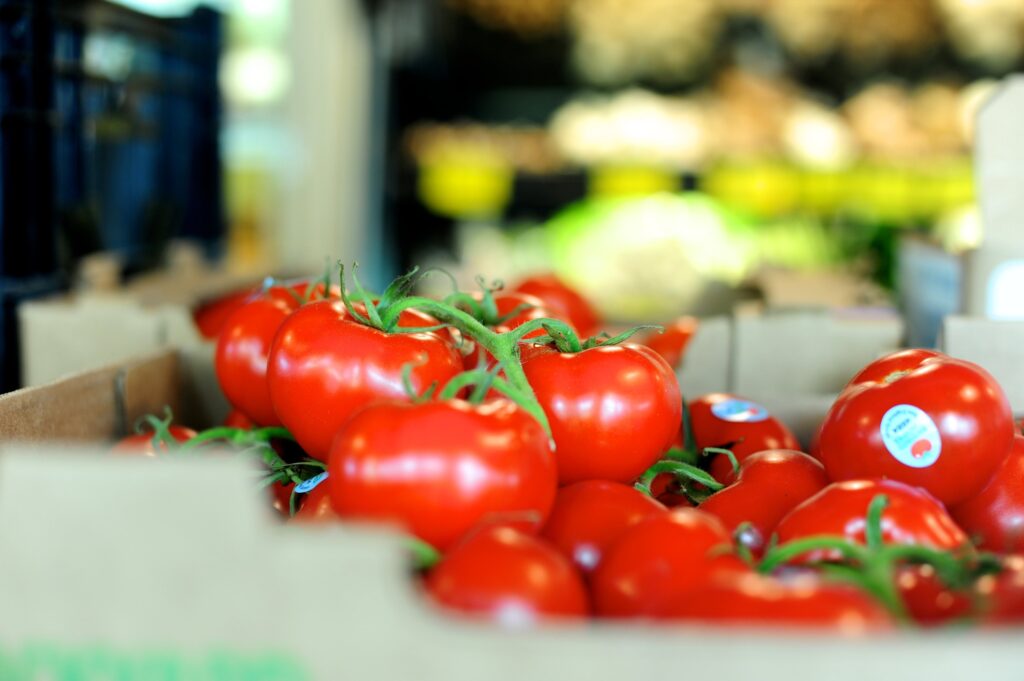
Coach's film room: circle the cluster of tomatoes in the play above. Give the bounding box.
[127,267,1024,632]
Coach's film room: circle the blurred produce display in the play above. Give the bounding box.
[376,0,1019,317]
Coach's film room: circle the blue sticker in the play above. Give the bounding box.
[880,404,942,469]
[711,398,769,423]
[295,471,328,494]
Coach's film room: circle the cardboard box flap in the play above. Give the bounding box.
[732,310,904,397]
[941,316,1024,411]
[0,447,1023,680]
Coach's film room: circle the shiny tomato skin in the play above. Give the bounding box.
[267,300,463,461]
[774,479,969,563]
[193,287,258,339]
[637,316,698,370]
[659,572,893,631]
[950,435,1024,552]
[698,449,828,555]
[975,554,1024,624]
[844,348,943,387]
[215,288,300,427]
[819,352,1014,506]
[291,482,336,523]
[328,398,557,551]
[897,563,972,627]
[540,480,667,574]
[425,525,589,622]
[111,425,197,457]
[512,274,601,339]
[591,508,749,618]
[689,393,801,483]
[522,344,682,485]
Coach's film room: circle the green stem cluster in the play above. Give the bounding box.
[758,494,989,623]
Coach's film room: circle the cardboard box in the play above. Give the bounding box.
[678,309,904,444]
[1,350,1024,681]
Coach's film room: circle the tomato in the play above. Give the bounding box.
[270,480,295,517]
[267,300,463,461]
[215,288,299,427]
[590,508,749,618]
[111,425,197,457]
[975,554,1024,624]
[635,316,698,370]
[817,350,1014,506]
[689,393,801,483]
[328,398,557,551]
[512,274,601,339]
[540,481,667,574]
[950,435,1024,552]
[291,480,337,523]
[698,450,828,556]
[659,572,892,631]
[773,479,969,563]
[896,563,972,627]
[193,287,258,339]
[223,409,256,429]
[425,525,589,623]
[522,344,682,485]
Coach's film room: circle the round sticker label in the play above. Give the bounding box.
[879,404,942,469]
[711,399,769,423]
[295,471,328,494]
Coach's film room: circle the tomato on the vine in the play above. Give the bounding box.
[817,350,1014,506]
[425,525,589,623]
[773,479,969,563]
[512,274,601,339]
[688,393,801,483]
[193,286,258,339]
[522,344,682,485]
[328,397,557,550]
[896,563,973,627]
[111,425,197,457]
[635,316,698,370]
[267,299,463,461]
[540,480,666,574]
[659,572,893,631]
[698,449,827,556]
[950,435,1024,553]
[591,508,748,618]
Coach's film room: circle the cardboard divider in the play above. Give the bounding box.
[941,316,1024,411]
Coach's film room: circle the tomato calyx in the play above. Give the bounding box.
[759,494,989,623]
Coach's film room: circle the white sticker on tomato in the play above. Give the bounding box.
[711,398,769,423]
[879,404,941,469]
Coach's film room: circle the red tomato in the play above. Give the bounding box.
[223,409,256,429]
[773,479,969,563]
[689,393,801,483]
[291,481,337,523]
[328,398,557,551]
[111,425,197,457]
[270,480,295,516]
[818,350,1014,506]
[540,481,667,574]
[267,300,463,461]
[950,435,1024,552]
[659,572,892,631]
[896,563,972,627]
[425,525,589,623]
[636,316,698,370]
[698,450,828,556]
[522,344,682,484]
[193,287,258,339]
[512,274,601,339]
[215,287,301,427]
[590,508,749,618]
[975,554,1024,624]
